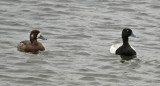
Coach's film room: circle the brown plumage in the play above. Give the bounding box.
[17,30,47,52]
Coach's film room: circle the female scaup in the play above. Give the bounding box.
[17,30,47,52]
[110,28,137,56]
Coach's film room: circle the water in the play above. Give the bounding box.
[0,0,160,86]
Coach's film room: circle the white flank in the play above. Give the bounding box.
[110,43,122,54]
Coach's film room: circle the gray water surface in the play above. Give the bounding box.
[0,0,160,86]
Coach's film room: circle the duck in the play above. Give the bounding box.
[17,30,47,52]
[110,28,137,56]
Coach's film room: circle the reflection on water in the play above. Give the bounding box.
[0,0,160,86]
[120,55,137,63]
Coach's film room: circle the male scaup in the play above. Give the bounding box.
[17,30,47,52]
[110,28,137,56]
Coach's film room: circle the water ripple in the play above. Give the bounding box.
[0,0,160,86]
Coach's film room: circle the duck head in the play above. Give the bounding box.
[122,28,136,44]
[30,30,47,43]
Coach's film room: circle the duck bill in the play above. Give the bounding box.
[39,35,47,40]
[131,33,137,38]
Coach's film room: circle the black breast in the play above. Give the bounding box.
[116,44,136,56]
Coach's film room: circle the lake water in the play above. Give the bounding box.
[0,0,160,86]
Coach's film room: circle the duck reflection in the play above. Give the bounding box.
[120,55,137,63]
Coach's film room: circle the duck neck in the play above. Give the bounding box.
[30,37,38,45]
[30,35,38,45]
[122,37,129,45]
[31,40,38,45]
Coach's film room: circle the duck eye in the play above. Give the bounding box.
[127,30,129,32]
